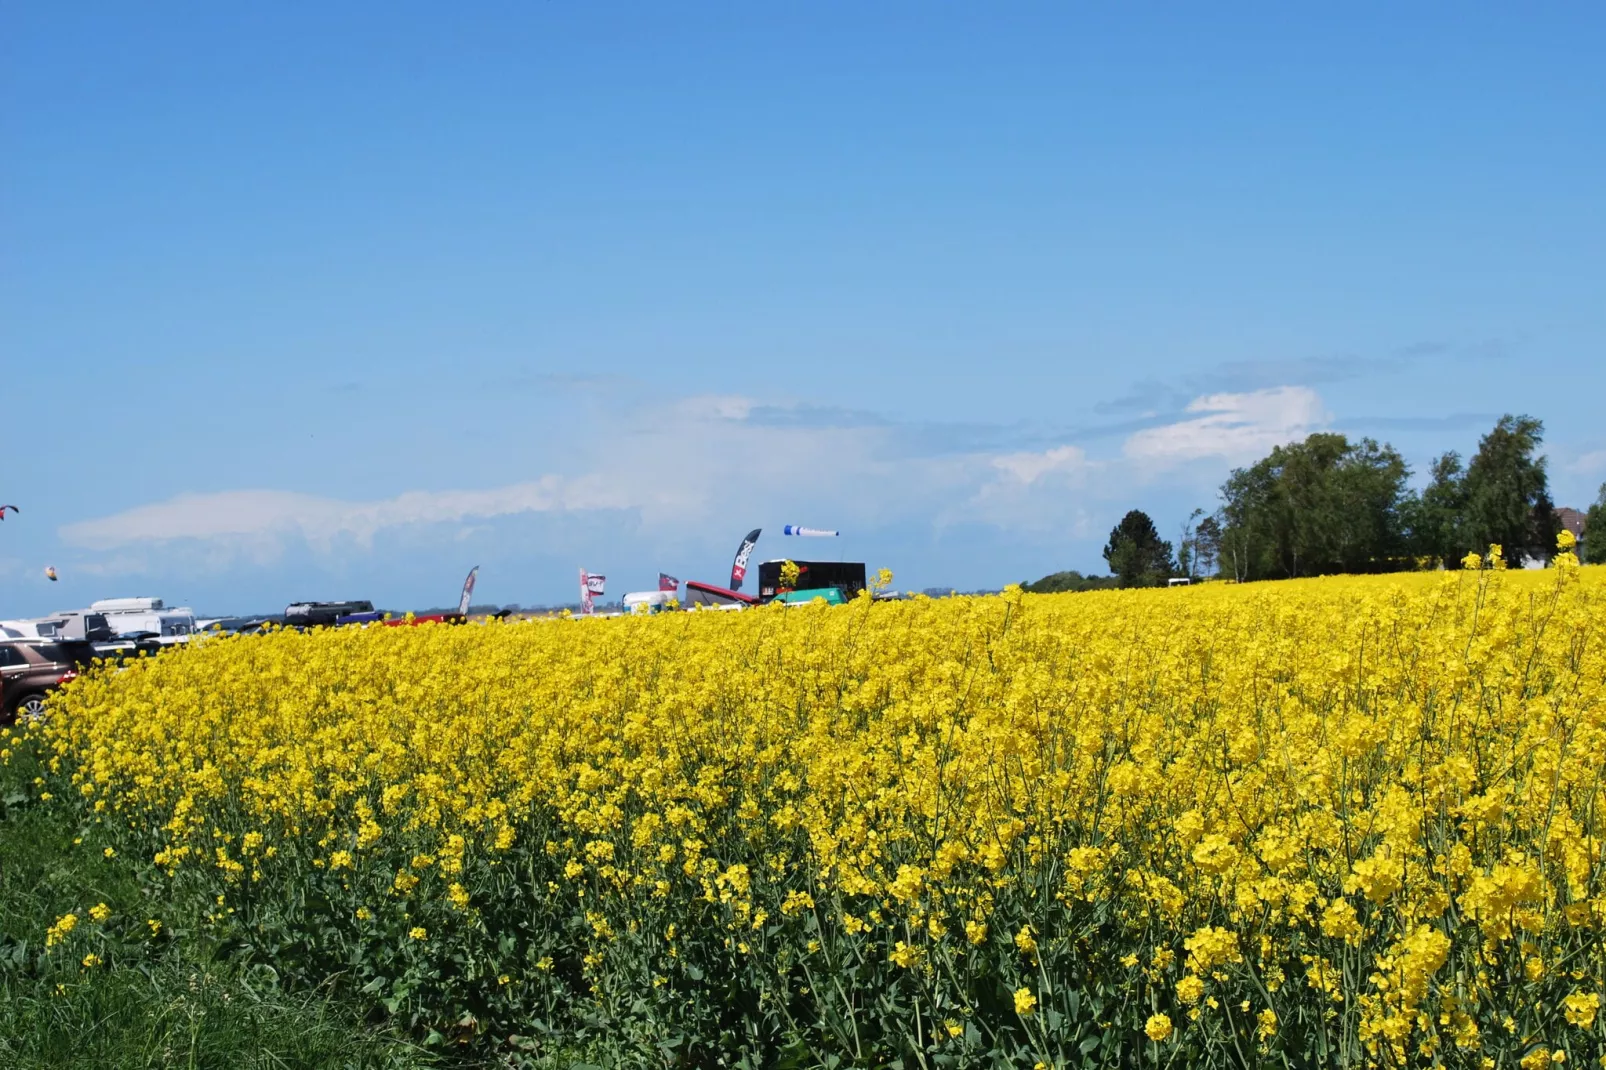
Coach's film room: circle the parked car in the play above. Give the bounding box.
[0,639,93,723]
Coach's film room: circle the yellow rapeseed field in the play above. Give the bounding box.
[12,545,1606,1067]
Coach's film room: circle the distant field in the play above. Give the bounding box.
[4,559,1604,1067]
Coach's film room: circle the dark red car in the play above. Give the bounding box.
[0,640,90,723]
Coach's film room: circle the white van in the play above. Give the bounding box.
[623,591,676,614]
[89,597,197,645]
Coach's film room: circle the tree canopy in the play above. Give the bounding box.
[1103,510,1175,588]
[1029,414,1576,589]
[1399,415,1559,567]
[1020,570,1120,594]
[1216,432,1411,581]
[1459,415,1558,565]
[1584,484,1606,566]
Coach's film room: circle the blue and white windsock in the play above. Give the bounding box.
[783,525,839,537]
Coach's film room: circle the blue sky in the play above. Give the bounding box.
[3,3,1603,614]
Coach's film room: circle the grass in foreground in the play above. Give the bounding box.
[0,745,440,1070]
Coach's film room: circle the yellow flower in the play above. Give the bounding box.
[1563,992,1598,1029]
[409,926,427,940]
[1013,988,1037,1016]
[45,913,78,948]
[1145,1013,1173,1041]
[780,889,815,916]
[1256,1008,1277,1039]
[28,558,1606,1059]
[89,903,111,923]
[1183,926,1241,973]
[81,952,102,969]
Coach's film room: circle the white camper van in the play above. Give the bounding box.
[89,597,197,645]
[0,611,114,642]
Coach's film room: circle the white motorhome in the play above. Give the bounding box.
[0,610,114,642]
[89,597,197,645]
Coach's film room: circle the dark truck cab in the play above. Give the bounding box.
[283,600,378,628]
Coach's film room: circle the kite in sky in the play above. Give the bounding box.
[0,504,19,520]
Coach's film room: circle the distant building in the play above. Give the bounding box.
[1558,506,1588,558]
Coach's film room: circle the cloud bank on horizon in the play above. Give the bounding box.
[61,386,1327,563]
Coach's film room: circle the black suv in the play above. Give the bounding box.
[1,640,94,723]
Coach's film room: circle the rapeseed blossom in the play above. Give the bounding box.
[45,913,77,948]
[13,558,1606,1065]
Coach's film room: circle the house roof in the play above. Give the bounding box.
[1557,507,1586,536]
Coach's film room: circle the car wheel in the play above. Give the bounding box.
[15,692,49,721]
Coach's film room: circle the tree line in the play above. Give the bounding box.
[1027,413,1604,591]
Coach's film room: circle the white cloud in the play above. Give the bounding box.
[61,479,632,554]
[59,395,935,557]
[1566,449,1606,478]
[674,394,754,421]
[989,445,1090,485]
[1122,386,1329,464]
[58,386,1327,565]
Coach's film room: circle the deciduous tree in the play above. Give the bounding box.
[1217,433,1410,580]
[1461,415,1558,565]
[1583,483,1606,566]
